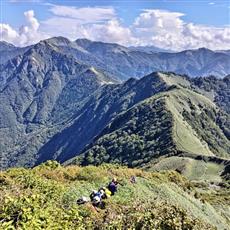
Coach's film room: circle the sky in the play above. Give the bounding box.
[0,0,230,50]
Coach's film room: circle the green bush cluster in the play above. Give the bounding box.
[91,201,214,230]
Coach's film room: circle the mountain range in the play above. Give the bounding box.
[1,36,230,80]
[0,37,229,170]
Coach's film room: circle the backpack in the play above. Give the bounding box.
[104,188,112,198]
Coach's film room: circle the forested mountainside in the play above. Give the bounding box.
[0,37,229,169]
[191,75,230,113]
[68,73,230,167]
[0,64,229,169]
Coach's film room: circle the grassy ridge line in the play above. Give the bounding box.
[166,86,230,157]
[166,88,213,156]
[0,161,229,229]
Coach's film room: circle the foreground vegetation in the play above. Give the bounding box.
[0,161,229,229]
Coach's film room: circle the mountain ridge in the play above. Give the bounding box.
[1,37,230,79]
[1,70,229,169]
[0,37,229,169]
[68,73,229,167]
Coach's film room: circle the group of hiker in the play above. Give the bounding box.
[77,177,119,208]
[77,176,136,208]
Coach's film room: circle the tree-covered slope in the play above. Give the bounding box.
[75,39,230,79]
[0,41,29,65]
[2,37,230,83]
[191,75,230,113]
[0,41,117,169]
[0,162,229,229]
[1,68,229,169]
[68,74,229,167]
[74,95,175,167]
[34,72,169,165]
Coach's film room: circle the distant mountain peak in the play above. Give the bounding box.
[75,38,92,44]
[75,38,129,52]
[0,40,15,46]
[43,36,72,46]
[0,41,16,51]
[185,47,213,54]
[197,47,211,51]
[129,45,174,53]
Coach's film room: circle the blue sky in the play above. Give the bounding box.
[1,0,230,50]
[3,0,229,27]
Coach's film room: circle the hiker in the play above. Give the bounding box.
[77,178,120,208]
[130,176,136,184]
[108,177,118,195]
[89,189,104,205]
[92,190,106,209]
[92,196,101,207]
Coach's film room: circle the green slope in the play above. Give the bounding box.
[191,75,230,113]
[68,77,229,167]
[167,88,218,156]
[158,72,229,157]
[1,70,229,169]
[0,162,229,229]
[149,156,226,183]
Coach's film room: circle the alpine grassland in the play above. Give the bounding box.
[0,161,229,229]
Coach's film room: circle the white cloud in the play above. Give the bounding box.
[80,19,136,45]
[132,9,185,48]
[49,5,116,23]
[134,9,184,33]
[0,10,47,46]
[41,5,134,45]
[0,23,19,43]
[1,6,230,51]
[42,18,135,46]
[24,10,40,31]
[131,9,230,50]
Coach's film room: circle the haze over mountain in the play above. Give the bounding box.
[0,37,229,170]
